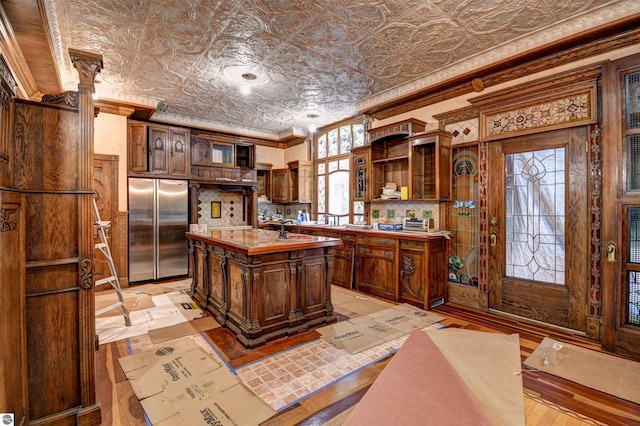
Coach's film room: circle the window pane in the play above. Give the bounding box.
[318,163,325,174]
[318,133,326,159]
[628,271,640,326]
[328,160,339,172]
[353,124,364,147]
[629,208,640,264]
[339,158,350,170]
[317,175,325,213]
[340,125,351,153]
[505,148,565,285]
[328,129,338,157]
[328,170,349,215]
[354,201,364,214]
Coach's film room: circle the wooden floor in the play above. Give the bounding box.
[96,297,640,426]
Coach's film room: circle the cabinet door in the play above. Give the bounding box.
[355,237,397,301]
[148,125,169,173]
[298,163,312,203]
[128,121,148,172]
[168,128,190,176]
[352,149,370,201]
[330,234,355,289]
[272,169,289,203]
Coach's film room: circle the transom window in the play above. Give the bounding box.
[316,120,364,225]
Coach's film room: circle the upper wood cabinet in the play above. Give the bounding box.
[366,119,452,201]
[408,130,452,201]
[127,121,190,177]
[288,160,312,203]
[256,162,272,200]
[272,168,289,203]
[271,161,312,203]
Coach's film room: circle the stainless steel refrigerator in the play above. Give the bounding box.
[128,178,189,283]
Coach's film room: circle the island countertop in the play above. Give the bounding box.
[186,228,342,255]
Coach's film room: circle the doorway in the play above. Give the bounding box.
[487,127,589,332]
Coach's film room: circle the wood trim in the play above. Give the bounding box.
[362,16,640,120]
[470,65,602,141]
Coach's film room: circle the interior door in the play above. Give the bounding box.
[601,53,640,360]
[487,127,589,331]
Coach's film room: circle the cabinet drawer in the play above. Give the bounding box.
[400,239,425,249]
[356,236,396,247]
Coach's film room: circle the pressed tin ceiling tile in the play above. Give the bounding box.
[45,0,636,139]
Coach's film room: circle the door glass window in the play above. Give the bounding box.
[627,208,640,326]
[505,148,565,284]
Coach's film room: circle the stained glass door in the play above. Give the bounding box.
[487,127,589,331]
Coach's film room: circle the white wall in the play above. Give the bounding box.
[94,113,128,211]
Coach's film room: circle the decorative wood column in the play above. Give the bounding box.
[69,48,103,417]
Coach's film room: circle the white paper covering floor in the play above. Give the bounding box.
[96,290,205,344]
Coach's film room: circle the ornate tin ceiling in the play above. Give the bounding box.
[43,0,638,140]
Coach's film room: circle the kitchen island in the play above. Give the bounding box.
[186,228,342,348]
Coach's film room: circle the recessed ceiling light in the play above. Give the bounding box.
[306,113,319,119]
[241,73,257,81]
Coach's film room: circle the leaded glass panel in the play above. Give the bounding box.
[627,135,640,191]
[317,133,326,159]
[629,208,640,264]
[328,160,339,172]
[353,124,364,147]
[340,125,352,153]
[625,70,640,129]
[317,175,325,213]
[339,158,350,170]
[328,129,338,156]
[628,271,640,326]
[318,163,325,174]
[505,148,566,285]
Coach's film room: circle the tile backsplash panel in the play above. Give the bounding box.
[371,201,441,230]
[197,190,246,227]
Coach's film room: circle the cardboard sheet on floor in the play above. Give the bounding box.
[155,382,276,426]
[367,303,445,333]
[95,292,155,317]
[426,328,525,425]
[343,330,493,426]
[148,316,221,344]
[525,337,640,404]
[317,319,387,353]
[119,337,275,425]
[141,368,242,424]
[344,329,525,426]
[97,291,205,344]
[318,304,444,354]
[118,337,223,399]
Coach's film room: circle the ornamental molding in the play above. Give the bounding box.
[470,65,601,141]
[0,207,17,232]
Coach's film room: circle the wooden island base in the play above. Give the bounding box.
[187,229,342,348]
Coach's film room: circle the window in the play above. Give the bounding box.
[315,120,364,224]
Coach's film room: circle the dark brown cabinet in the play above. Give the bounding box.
[364,119,452,202]
[399,238,448,309]
[128,121,190,177]
[271,168,289,203]
[271,161,312,203]
[355,235,398,300]
[408,130,452,200]
[324,230,355,289]
[256,162,272,200]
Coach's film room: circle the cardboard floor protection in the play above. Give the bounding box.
[95,292,155,318]
[317,303,444,354]
[118,337,275,425]
[331,286,396,317]
[344,329,525,426]
[525,337,640,404]
[148,316,221,344]
[96,291,205,344]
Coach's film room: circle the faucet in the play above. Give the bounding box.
[278,221,288,239]
[325,214,338,225]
